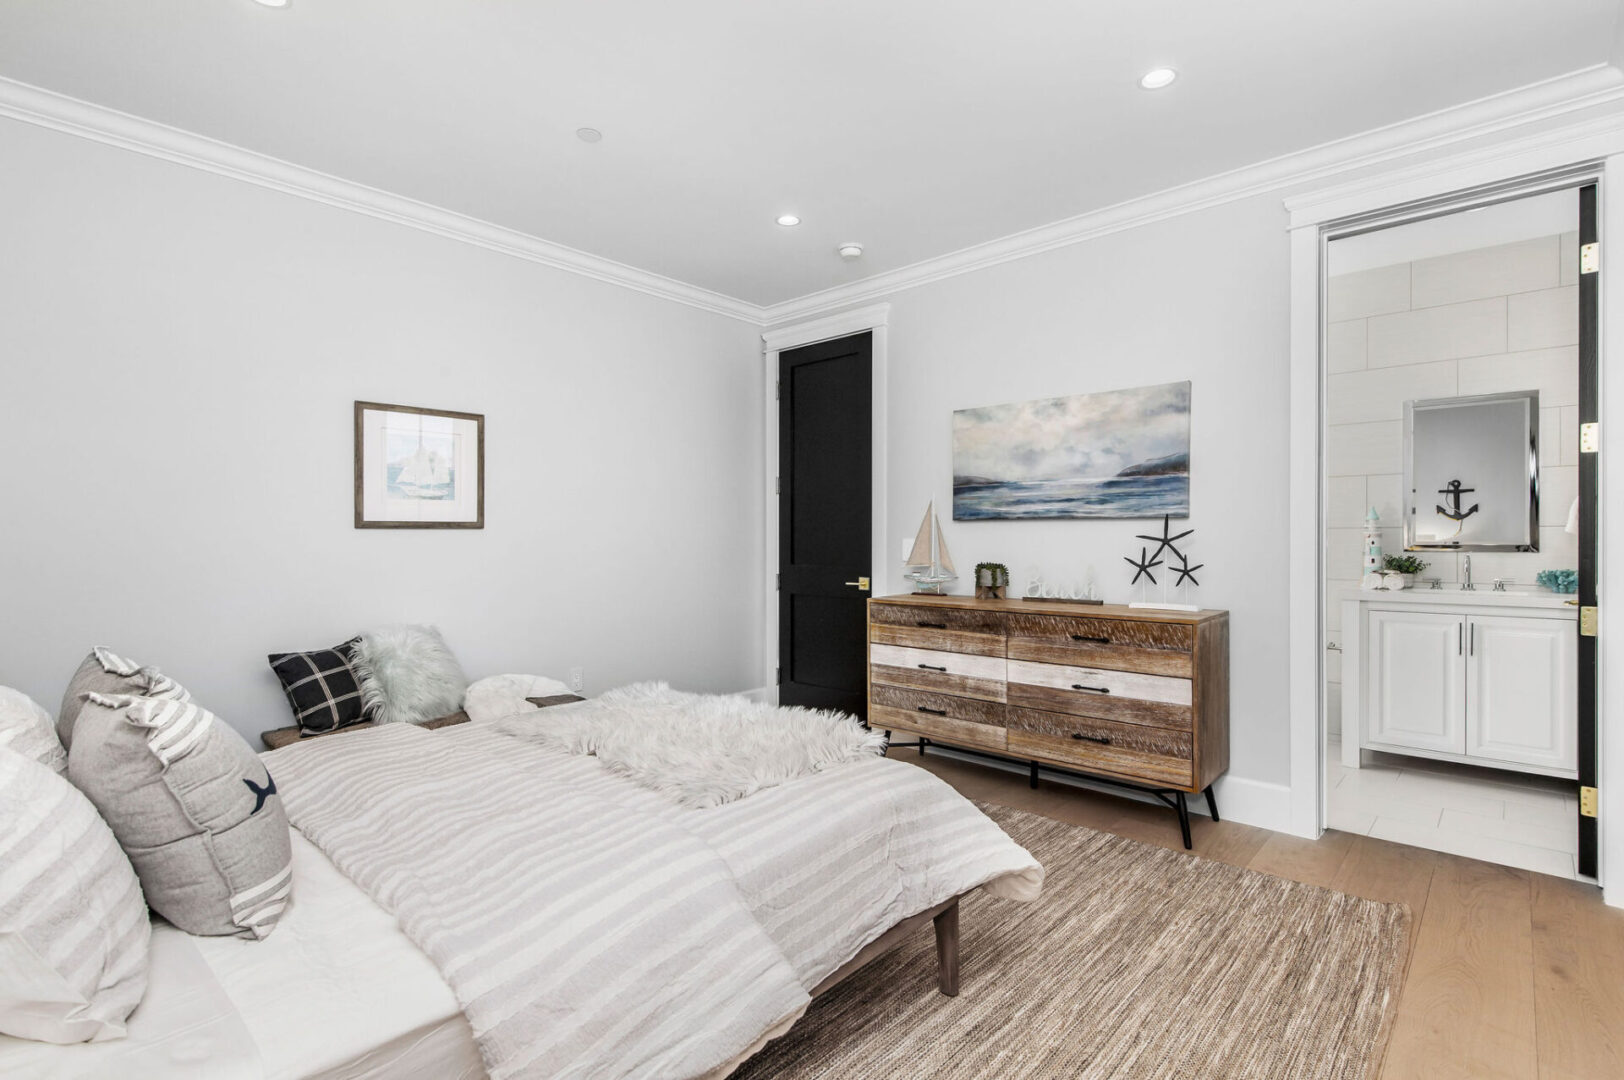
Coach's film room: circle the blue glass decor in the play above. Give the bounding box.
[1535,569,1578,594]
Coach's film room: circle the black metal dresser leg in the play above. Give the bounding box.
[1203,784,1219,822]
[1029,761,1039,789]
[1176,791,1192,849]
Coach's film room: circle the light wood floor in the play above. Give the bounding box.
[896,748,1624,1080]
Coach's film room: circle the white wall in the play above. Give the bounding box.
[0,119,765,741]
[872,193,1294,792]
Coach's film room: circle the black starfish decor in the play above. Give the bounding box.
[1171,550,1204,588]
[1124,545,1163,586]
[1136,514,1194,563]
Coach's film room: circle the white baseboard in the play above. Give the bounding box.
[1210,776,1297,835]
[735,685,778,704]
[918,746,1298,835]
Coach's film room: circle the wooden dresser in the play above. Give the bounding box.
[867,594,1229,847]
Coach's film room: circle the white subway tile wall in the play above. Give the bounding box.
[1323,231,1581,719]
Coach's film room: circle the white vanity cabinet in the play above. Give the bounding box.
[1367,609,1467,755]
[1465,614,1576,771]
[1341,591,1578,778]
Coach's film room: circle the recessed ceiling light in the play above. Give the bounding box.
[837,242,864,260]
[575,128,603,143]
[776,214,801,227]
[1139,67,1178,90]
[252,0,290,7]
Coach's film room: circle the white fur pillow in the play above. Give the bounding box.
[0,686,66,776]
[464,673,576,723]
[351,625,469,725]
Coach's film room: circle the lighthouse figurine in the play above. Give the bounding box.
[1363,506,1383,577]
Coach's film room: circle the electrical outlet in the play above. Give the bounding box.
[568,666,583,693]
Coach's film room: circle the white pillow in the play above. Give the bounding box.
[0,686,66,776]
[464,673,576,723]
[0,747,150,1044]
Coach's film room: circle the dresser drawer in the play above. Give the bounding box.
[1006,613,1192,677]
[869,685,1006,751]
[870,644,1006,702]
[869,603,1006,656]
[1006,659,1191,730]
[1007,707,1194,788]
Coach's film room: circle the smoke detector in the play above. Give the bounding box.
[837,242,864,260]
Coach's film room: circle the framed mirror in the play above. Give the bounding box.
[1403,390,1539,552]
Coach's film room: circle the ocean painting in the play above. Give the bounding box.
[385,428,458,501]
[953,381,1190,520]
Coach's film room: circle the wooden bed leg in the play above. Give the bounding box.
[934,899,960,997]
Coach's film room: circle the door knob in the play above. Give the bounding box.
[844,576,870,591]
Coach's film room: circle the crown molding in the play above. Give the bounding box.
[6,65,1623,331]
[0,76,765,324]
[761,303,889,351]
[761,64,1624,326]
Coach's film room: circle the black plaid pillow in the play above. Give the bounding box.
[267,638,367,735]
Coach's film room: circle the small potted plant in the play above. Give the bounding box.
[974,562,1010,599]
[1382,553,1428,590]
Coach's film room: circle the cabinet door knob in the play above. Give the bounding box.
[917,664,947,672]
[916,621,948,629]
[1070,635,1110,644]
[916,706,947,716]
[1071,684,1111,694]
[1071,733,1112,745]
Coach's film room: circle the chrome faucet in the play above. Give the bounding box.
[1462,554,1474,591]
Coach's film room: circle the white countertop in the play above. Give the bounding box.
[1334,582,1578,610]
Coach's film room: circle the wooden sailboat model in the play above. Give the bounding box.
[905,500,958,594]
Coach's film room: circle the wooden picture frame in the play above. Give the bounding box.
[354,401,484,529]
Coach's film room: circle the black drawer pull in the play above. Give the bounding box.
[1071,684,1111,694]
[917,706,948,716]
[916,621,948,629]
[917,663,948,672]
[1070,634,1110,644]
[1071,733,1112,745]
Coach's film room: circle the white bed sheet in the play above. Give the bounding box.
[189,830,481,1080]
[0,831,482,1080]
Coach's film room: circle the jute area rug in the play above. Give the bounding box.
[734,803,1409,1080]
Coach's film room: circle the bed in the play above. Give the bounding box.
[0,695,1042,1079]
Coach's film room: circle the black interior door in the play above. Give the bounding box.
[778,332,872,718]
[1577,184,1598,878]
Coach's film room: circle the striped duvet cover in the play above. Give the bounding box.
[266,708,1042,1080]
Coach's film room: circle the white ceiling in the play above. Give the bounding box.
[1,1,1619,306]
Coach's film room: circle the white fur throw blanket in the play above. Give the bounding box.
[496,683,887,808]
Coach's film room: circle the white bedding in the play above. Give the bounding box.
[0,831,477,1080]
[1,703,1041,1080]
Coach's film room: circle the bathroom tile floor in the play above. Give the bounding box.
[1326,738,1583,880]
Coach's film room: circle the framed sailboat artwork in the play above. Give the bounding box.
[354,401,484,529]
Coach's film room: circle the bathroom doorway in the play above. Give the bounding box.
[1320,183,1599,881]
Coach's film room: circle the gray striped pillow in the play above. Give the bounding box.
[0,686,67,776]
[0,746,151,1044]
[56,647,192,751]
[68,694,293,940]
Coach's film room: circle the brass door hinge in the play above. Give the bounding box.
[1581,242,1600,274]
[1581,605,1598,637]
[1580,422,1599,453]
[1580,786,1598,818]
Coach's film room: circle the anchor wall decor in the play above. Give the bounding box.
[1436,479,1479,523]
